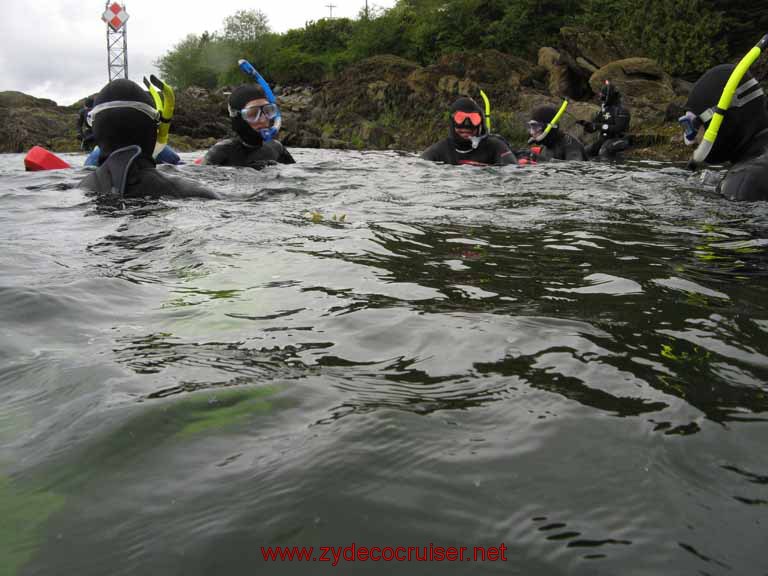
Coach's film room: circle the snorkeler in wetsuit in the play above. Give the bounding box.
[579,80,631,159]
[421,97,516,166]
[680,58,768,202]
[203,84,295,169]
[523,105,587,162]
[78,79,218,200]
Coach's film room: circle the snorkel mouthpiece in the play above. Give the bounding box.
[237,58,282,141]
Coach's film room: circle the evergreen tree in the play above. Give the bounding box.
[710,0,768,58]
[619,0,725,75]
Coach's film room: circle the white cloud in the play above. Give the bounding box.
[0,0,395,105]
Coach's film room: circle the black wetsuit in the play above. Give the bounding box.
[526,132,588,162]
[76,106,95,150]
[79,147,219,200]
[718,128,768,201]
[583,101,631,159]
[203,138,295,169]
[421,135,516,166]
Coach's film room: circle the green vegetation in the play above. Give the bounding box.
[0,474,65,576]
[156,0,762,89]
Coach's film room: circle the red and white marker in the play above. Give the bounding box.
[102,2,129,31]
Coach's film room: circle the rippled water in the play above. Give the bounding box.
[1,149,767,575]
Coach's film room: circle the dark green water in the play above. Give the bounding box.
[1,150,767,575]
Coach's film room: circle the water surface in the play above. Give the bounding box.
[1,150,767,575]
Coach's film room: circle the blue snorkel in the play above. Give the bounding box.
[237,59,282,142]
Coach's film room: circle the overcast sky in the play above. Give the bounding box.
[0,1,396,106]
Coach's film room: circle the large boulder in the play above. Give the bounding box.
[538,47,570,98]
[538,47,591,100]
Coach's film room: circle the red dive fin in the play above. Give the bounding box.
[24,146,72,171]
[193,157,203,165]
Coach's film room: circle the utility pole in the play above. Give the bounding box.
[364,0,369,19]
[326,3,336,18]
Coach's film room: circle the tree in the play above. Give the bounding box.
[619,0,725,76]
[710,0,768,59]
[220,10,271,44]
[156,33,219,89]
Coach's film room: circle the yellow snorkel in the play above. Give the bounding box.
[693,34,768,164]
[479,89,492,133]
[530,99,568,143]
[143,75,176,158]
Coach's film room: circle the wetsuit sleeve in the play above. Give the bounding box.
[202,142,229,166]
[718,158,768,201]
[278,143,296,164]
[563,136,588,161]
[492,138,516,166]
[421,142,444,162]
[168,178,220,199]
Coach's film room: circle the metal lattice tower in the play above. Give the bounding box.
[103,2,129,81]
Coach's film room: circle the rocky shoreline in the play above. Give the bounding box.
[2,29,720,163]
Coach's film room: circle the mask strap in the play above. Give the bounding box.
[88,101,159,126]
[733,86,765,108]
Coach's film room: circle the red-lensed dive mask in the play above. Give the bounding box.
[452,111,483,126]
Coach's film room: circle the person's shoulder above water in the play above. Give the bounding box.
[718,129,768,201]
[263,139,295,164]
[719,157,768,201]
[561,133,588,161]
[421,138,454,162]
[77,78,218,200]
[202,138,240,166]
[485,135,516,164]
[80,148,218,200]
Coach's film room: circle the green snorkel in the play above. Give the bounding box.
[692,34,768,164]
[529,100,569,144]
